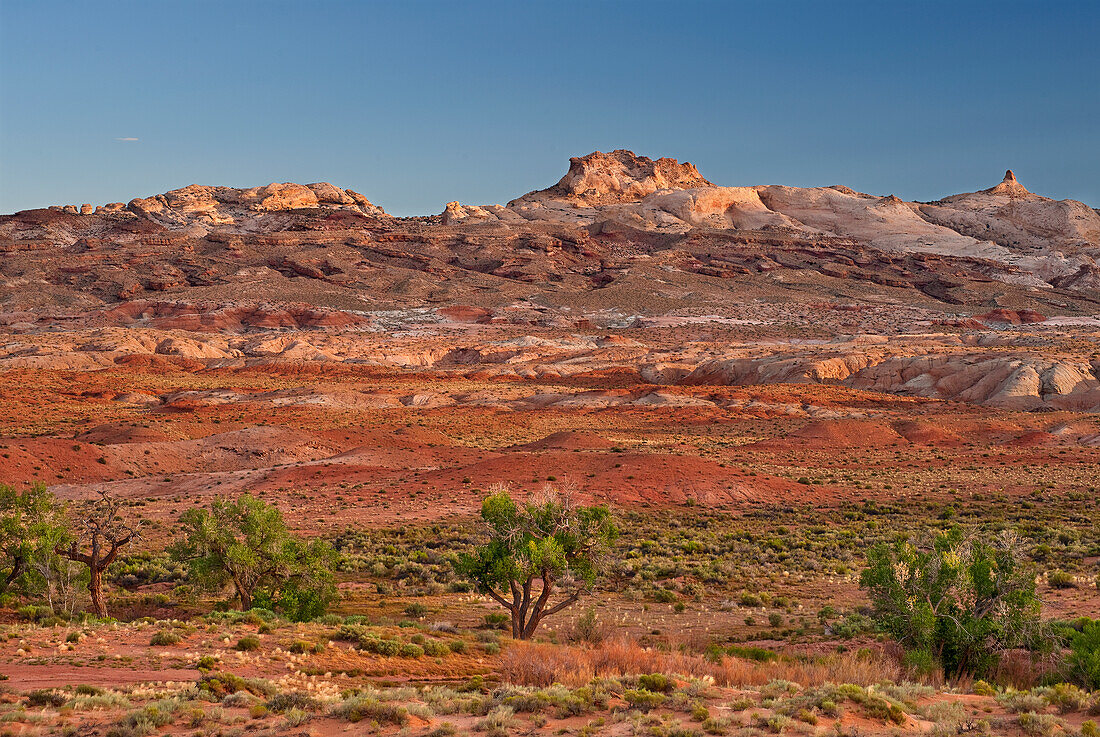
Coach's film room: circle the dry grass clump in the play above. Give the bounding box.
[498,636,901,688]
[330,694,409,725]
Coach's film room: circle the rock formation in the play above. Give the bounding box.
[2,150,1098,412]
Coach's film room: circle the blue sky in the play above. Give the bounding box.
[1,1,1097,214]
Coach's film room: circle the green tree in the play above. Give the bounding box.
[457,484,618,640]
[0,482,67,597]
[56,490,139,618]
[1067,619,1100,690]
[860,528,1046,678]
[171,494,337,619]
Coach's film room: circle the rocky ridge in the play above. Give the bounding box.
[2,151,1099,412]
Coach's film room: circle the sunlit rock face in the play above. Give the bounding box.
[2,150,1098,414]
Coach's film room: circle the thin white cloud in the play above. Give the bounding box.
[114,137,140,142]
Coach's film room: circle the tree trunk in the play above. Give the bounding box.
[88,566,107,618]
[521,612,540,639]
[0,557,23,595]
[237,586,252,611]
[510,591,524,639]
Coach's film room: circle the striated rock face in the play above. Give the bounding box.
[23,153,1097,296]
[2,321,1098,411]
[844,355,1100,410]
[1,160,1096,317]
[431,152,1099,292]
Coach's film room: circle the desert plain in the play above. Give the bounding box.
[0,150,1098,735]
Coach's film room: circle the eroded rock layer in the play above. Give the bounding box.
[2,151,1098,411]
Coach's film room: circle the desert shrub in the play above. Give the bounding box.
[1047,570,1076,589]
[919,699,963,726]
[282,707,311,727]
[196,672,273,699]
[637,673,676,693]
[623,689,666,710]
[794,707,817,725]
[423,639,450,657]
[421,685,474,714]
[701,716,727,734]
[653,588,678,603]
[236,635,261,651]
[707,644,777,663]
[334,624,366,642]
[105,719,156,737]
[70,691,131,710]
[1017,712,1062,736]
[571,607,608,644]
[25,689,67,707]
[288,639,324,654]
[859,695,904,725]
[267,692,322,713]
[831,612,875,638]
[149,630,181,646]
[108,551,187,588]
[878,682,934,707]
[400,642,425,658]
[460,676,487,693]
[999,690,1047,713]
[493,684,591,716]
[221,691,257,708]
[861,528,1047,678]
[17,604,59,622]
[774,683,908,725]
[1067,619,1100,689]
[331,695,409,725]
[1043,682,1089,713]
[483,612,509,629]
[476,705,516,735]
[760,679,800,699]
[359,636,402,656]
[108,699,180,737]
[204,608,278,625]
[972,679,997,696]
[195,655,219,671]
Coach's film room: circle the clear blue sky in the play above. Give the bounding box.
[2,0,1098,215]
